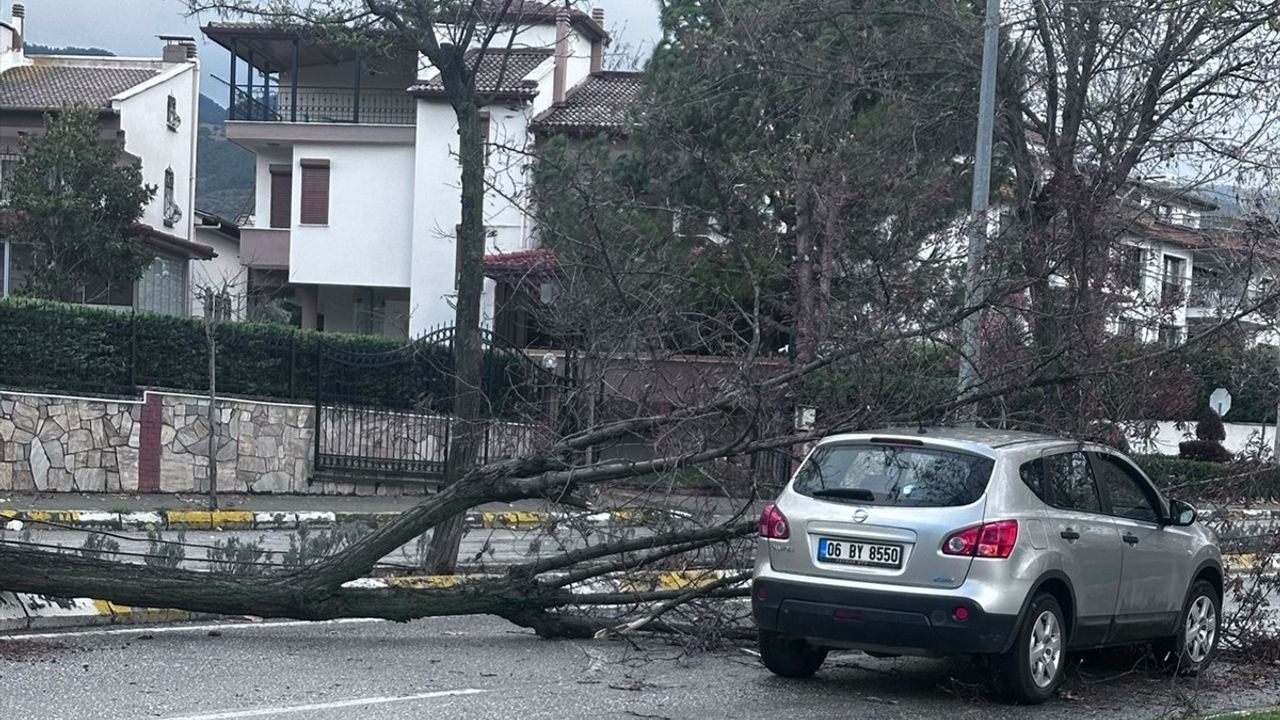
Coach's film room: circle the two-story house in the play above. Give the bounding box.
[1106,181,1279,348]
[0,2,211,316]
[202,2,614,339]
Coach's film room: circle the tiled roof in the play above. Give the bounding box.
[0,63,160,110]
[409,48,552,100]
[531,71,643,135]
[483,248,559,276]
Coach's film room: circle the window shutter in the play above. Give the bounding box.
[269,165,292,229]
[299,159,330,225]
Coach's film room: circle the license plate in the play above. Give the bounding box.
[816,538,903,568]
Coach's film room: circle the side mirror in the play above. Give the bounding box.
[1168,499,1197,527]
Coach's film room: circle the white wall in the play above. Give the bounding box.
[406,28,596,337]
[287,141,416,289]
[1126,420,1276,458]
[190,228,246,319]
[115,60,200,242]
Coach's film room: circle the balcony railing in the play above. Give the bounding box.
[229,85,416,125]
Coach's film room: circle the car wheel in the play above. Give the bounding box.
[997,593,1066,704]
[1156,580,1220,675]
[758,630,828,678]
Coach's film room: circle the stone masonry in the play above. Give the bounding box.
[0,390,441,495]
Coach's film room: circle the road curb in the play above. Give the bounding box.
[0,507,690,533]
[0,592,213,633]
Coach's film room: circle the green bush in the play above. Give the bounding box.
[0,298,539,413]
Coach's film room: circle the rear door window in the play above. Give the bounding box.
[1045,451,1103,513]
[792,443,994,507]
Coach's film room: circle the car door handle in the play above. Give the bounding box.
[1123,533,1140,545]
[1060,529,1080,541]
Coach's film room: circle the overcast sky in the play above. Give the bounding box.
[14,0,663,105]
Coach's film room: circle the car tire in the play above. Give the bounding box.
[1155,579,1220,675]
[758,630,828,678]
[996,593,1066,704]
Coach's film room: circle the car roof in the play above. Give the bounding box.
[815,427,1077,458]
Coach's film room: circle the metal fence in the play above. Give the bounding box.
[230,85,416,125]
[312,327,575,482]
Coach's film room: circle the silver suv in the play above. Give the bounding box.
[752,428,1222,704]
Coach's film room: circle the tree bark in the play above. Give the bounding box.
[793,162,818,364]
[423,68,490,575]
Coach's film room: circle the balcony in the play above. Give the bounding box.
[239,227,291,270]
[230,85,415,126]
[203,23,418,130]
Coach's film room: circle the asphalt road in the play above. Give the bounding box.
[3,616,1279,720]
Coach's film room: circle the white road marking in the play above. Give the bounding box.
[0,617,382,641]
[157,689,487,720]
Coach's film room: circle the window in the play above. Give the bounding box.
[791,443,995,508]
[1020,458,1048,503]
[1116,318,1141,340]
[269,164,292,229]
[79,275,134,307]
[1093,453,1161,524]
[1118,245,1143,290]
[136,255,188,317]
[299,159,330,225]
[0,153,17,205]
[480,111,491,163]
[1158,324,1183,347]
[1044,451,1102,513]
[162,167,181,228]
[166,95,182,131]
[1162,255,1187,302]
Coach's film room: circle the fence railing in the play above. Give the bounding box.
[229,85,416,125]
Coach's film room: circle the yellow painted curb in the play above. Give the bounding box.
[165,510,255,529]
[481,511,549,529]
[16,510,82,525]
[385,574,501,589]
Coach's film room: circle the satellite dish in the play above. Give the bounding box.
[1210,388,1232,418]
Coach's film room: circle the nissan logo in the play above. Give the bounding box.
[852,508,869,523]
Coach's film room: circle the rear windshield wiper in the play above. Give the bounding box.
[810,487,876,501]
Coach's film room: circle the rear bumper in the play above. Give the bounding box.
[752,577,1019,656]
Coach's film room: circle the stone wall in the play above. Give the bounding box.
[0,390,451,495]
[0,394,139,492]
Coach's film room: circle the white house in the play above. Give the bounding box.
[192,209,246,319]
[0,2,210,315]
[202,2,620,339]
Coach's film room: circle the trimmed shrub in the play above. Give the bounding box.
[0,298,537,413]
[1178,439,1233,463]
[1195,407,1227,443]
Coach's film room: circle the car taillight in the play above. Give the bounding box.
[758,503,790,539]
[942,520,1018,559]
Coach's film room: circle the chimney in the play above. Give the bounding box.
[11,3,24,48]
[0,2,25,73]
[161,37,197,63]
[553,11,570,104]
[590,8,605,74]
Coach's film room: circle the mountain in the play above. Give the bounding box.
[23,43,254,222]
[24,43,114,56]
[195,95,254,221]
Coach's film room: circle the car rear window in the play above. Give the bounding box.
[792,443,995,507]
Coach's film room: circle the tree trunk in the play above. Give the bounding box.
[206,311,219,512]
[423,96,488,574]
[793,163,818,364]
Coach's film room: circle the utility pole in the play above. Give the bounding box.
[957,0,1002,422]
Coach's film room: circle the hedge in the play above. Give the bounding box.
[1134,455,1280,503]
[0,298,541,413]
